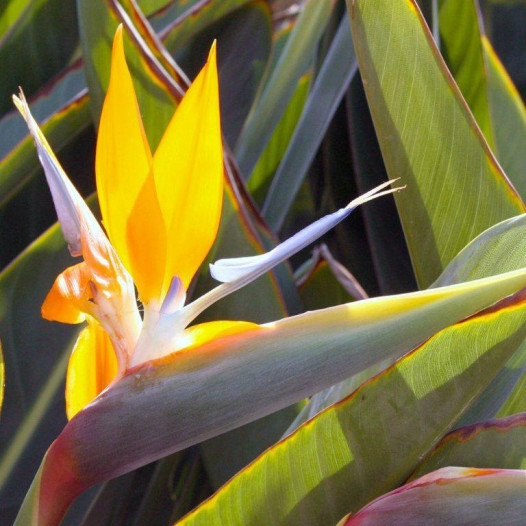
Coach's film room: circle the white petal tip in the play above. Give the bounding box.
[13,90,84,254]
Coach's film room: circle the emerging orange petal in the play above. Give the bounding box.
[158,320,260,363]
[42,263,92,324]
[153,42,223,294]
[96,25,166,303]
[183,320,259,348]
[65,318,118,420]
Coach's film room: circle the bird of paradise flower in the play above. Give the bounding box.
[12,23,526,526]
[14,26,399,423]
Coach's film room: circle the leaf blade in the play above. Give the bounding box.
[348,0,524,287]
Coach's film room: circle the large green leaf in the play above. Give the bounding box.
[438,0,526,197]
[295,213,526,433]
[176,288,526,525]
[348,0,525,287]
[429,214,526,424]
[235,0,336,177]
[411,412,526,479]
[17,265,526,524]
[0,0,78,116]
[261,16,358,231]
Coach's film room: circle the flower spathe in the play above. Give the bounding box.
[14,26,401,420]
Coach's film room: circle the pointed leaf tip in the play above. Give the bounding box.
[209,40,217,59]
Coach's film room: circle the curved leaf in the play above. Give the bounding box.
[292,212,526,432]
[235,0,337,177]
[411,412,526,479]
[0,0,78,116]
[342,467,526,525]
[430,214,526,424]
[261,16,358,231]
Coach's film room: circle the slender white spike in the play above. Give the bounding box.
[210,180,403,283]
[160,181,404,334]
[13,91,93,257]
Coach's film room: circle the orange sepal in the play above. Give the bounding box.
[153,42,224,294]
[66,318,119,420]
[96,25,166,304]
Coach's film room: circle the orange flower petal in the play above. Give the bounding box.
[156,320,260,363]
[183,320,259,348]
[65,319,118,420]
[125,173,167,303]
[42,263,92,324]
[96,25,166,303]
[153,42,223,294]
